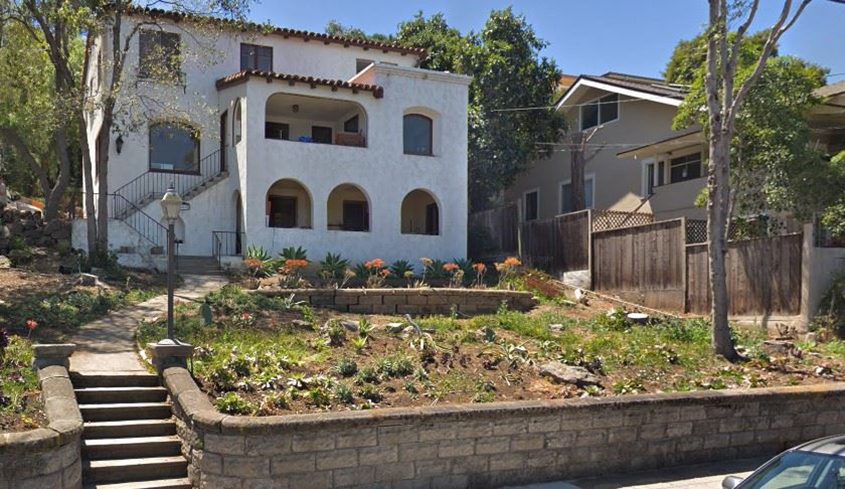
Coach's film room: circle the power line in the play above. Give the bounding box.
[490,97,665,113]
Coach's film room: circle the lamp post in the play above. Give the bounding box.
[160,185,182,341]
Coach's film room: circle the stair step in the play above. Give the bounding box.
[84,419,177,439]
[84,435,182,460]
[80,402,172,422]
[82,478,191,489]
[83,456,187,483]
[76,387,168,404]
[72,372,160,388]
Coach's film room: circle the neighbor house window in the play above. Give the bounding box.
[670,153,702,183]
[403,114,433,156]
[580,94,619,130]
[524,190,539,221]
[149,122,199,173]
[139,30,181,81]
[240,43,273,71]
[560,177,595,213]
[265,122,290,140]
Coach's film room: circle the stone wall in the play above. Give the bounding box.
[0,358,83,489]
[163,366,845,489]
[253,288,538,315]
[0,204,70,254]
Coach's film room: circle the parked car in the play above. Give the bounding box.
[723,435,845,489]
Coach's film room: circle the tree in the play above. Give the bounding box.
[680,0,814,360]
[565,127,601,212]
[664,30,773,86]
[325,20,393,43]
[0,5,83,220]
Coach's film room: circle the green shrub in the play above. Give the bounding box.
[359,384,383,403]
[279,246,308,261]
[214,392,255,414]
[389,260,414,277]
[333,383,355,404]
[324,320,346,346]
[319,252,349,280]
[333,358,358,377]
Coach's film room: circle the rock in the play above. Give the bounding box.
[341,320,359,332]
[762,340,794,354]
[538,361,602,387]
[0,255,9,269]
[549,323,564,333]
[385,322,405,334]
[574,288,588,304]
[291,319,313,330]
[76,273,99,286]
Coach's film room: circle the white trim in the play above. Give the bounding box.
[556,78,683,112]
[351,63,473,86]
[640,158,656,197]
[523,187,540,221]
[558,173,596,213]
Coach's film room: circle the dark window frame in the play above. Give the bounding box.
[148,121,200,175]
[524,190,539,221]
[344,115,360,133]
[268,195,298,228]
[669,152,703,183]
[312,126,333,144]
[139,30,182,82]
[403,114,434,156]
[265,121,290,140]
[580,93,619,130]
[342,200,369,232]
[240,43,273,72]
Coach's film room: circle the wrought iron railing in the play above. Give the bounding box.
[212,230,244,265]
[112,147,226,220]
[78,192,168,249]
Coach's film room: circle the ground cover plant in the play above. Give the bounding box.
[137,281,845,416]
[0,332,44,432]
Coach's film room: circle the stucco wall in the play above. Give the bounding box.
[505,89,702,221]
[163,365,845,489]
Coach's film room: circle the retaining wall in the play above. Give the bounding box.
[163,366,845,489]
[0,363,83,489]
[253,288,538,315]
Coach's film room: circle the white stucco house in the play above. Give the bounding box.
[74,8,470,269]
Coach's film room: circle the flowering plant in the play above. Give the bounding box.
[278,259,310,288]
[26,319,38,339]
[494,256,522,289]
[472,263,487,288]
[443,262,463,288]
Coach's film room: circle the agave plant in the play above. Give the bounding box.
[244,245,275,278]
[279,246,308,261]
[389,260,415,277]
[319,252,350,281]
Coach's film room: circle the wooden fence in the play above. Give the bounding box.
[468,204,519,258]
[591,219,687,311]
[685,233,803,316]
[520,210,591,274]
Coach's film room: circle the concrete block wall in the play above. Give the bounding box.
[162,366,845,489]
[0,363,83,489]
[253,288,538,315]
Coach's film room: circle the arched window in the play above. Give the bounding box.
[266,179,312,229]
[401,189,439,235]
[403,114,433,156]
[149,122,199,173]
[327,184,370,232]
[233,98,243,144]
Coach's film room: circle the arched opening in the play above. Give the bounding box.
[233,98,243,145]
[327,184,369,232]
[149,121,199,173]
[401,189,439,235]
[266,179,312,229]
[234,190,243,255]
[265,93,367,147]
[403,113,433,156]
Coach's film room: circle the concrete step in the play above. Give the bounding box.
[80,402,172,422]
[84,419,177,439]
[72,372,160,388]
[83,435,182,460]
[75,387,168,404]
[82,478,191,489]
[83,456,187,484]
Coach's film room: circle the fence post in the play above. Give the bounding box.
[681,217,689,313]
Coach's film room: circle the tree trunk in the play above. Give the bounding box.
[80,115,97,257]
[569,145,586,212]
[96,124,110,253]
[42,127,72,221]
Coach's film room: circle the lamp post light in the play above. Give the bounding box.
[160,185,182,341]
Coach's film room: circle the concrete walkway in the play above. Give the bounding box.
[505,457,764,489]
[69,274,228,373]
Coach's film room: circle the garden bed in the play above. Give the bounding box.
[138,282,845,416]
[0,335,45,432]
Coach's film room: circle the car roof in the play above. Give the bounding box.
[794,435,845,456]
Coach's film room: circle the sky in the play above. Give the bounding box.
[249,0,845,82]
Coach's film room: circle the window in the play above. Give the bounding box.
[560,176,595,213]
[268,196,297,228]
[403,114,433,156]
[342,202,368,231]
[265,122,290,140]
[149,122,199,173]
[580,94,619,130]
[233,99,243,144]
[344,115,360,133]
[524,190,539,221]
[312,126,333,144]
[356,59,373,73]
[139,30,181,81]
[670,153,702,183]
[240,43,273,71]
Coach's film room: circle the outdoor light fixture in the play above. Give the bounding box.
[292,104,299,113]
[115,135,124,154]
[160,185,182,341]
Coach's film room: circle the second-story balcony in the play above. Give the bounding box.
[264,92,367,148]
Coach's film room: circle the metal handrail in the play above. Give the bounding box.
[112,147,226,220]
[212,230,244,266]
[78,192,168,249]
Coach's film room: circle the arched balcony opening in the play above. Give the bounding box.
[401,189,439,235]
[265,93,367,147]
[327,184,370,232]
[266,179,313,229]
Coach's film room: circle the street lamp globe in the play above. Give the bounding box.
[160,185,182,223]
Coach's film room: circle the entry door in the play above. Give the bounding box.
[343,201,368,231]
[269,196,297,228]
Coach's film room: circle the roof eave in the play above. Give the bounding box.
[554,77,685,112]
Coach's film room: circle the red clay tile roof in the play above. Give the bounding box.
[216,70,385,98]
[127,7,426,58]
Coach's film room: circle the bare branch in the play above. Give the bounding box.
[727,0,760,77]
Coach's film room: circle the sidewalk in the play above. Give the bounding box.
[504,457,764,489]
[69,274,228,372]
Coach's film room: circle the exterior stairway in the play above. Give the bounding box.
[73,372,191,489]
[176,255,224,276]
